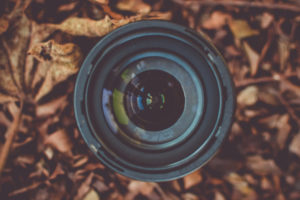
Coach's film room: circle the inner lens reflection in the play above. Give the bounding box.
[124,70,184,131]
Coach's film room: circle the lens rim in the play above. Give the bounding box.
[74,20,235,182]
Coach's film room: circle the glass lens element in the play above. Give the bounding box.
[124,70,184,131]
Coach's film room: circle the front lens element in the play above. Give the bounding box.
[124,70,184,131]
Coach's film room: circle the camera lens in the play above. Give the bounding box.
[74,21,235,181]
[123,70,184,131]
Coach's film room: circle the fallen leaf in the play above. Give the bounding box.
[29,40,82,100]
[260,12,274,29]
[0,17,9,34]
[246,155,281,175]
[47,12,171,37]
[202,11,231,30]
[116,0,151,14]
[181,193,199,200]
[45,129,73,153]
[276,114,291,149]
[278,35,290,70]
[214,191,226,200]
[128,181,156,196]
[289,132,300,157]
[237,86,259,106]
[49,163,65,180]
[89,0,109,4]
[243,41,260,76]
[74,173,94,200]
[83,189,99,200]
[36,95,68,117]
[226,173,257,199]
[229,19,259,40]
[183,170,202,189]
[261,176,272,190]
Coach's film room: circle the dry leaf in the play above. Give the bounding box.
[243,41,260,76]
[226,173,257,199]
[278,35,290,70]
[128,181,156,196]
[0,17,9,34]
[48,13,171,37]
[202,11,231,30]
[289,132,300,157]
[83,189,100,200]
[89,0,109,4]
[276,114,291,149]
[237,86,259,106]
[246,155,281,175]
[181,193,199,200]
[45,129,73,153]
[260,12,274,29]
[183,170,203,189]
[29,40,82,100]
[214,191,226,200]
[229,19,259,40]
[36,95,68,117]
[74,173,94,200]
[116,0,151,14]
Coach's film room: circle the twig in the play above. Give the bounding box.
[0,101,23,177]
[277,94,300,126]
[172,0,300,13]
[234,72,298,88]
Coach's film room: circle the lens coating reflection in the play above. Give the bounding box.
[124,70,184,131]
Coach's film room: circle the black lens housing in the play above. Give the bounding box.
[74,20,235,182]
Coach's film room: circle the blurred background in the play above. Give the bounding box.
[0,0,299,199]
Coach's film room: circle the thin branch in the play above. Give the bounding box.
[277,94,300,126]
[172,0,300,12]
[234,72,298,88]
[0,101,23,177]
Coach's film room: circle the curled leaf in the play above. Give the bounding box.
[243,41,260,76]
[28,40,82,100]
[45,129,73,153]
[237,86,259,106]
[247,155,281,175]
[289,132,300,157]
[0,17,9,34]
[229,19,259,40]
[202,11,231,30]
[116,0,151,14]
[48,12,172,37]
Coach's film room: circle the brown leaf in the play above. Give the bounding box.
[36,95,68,117]
[289,132,300,157]
[246,155,281,175]
[116,0,151,14]
[278,35,290,70]
[0,93,18,104]
[181,193,199,200]
[48,12,171,37]
[29,40,82,100]
[74,173,94,200]
[260,12,274,29]
[183,170,202,189]
[89,0,109,4]
[229,19,259,40]
[243,41,260,76]
[276,114,291,149]
[237,86,259,106]
[226,173,257,199]
[214,191,226,200]
[45,129,73,154]
[83,189,100,200]
[202,11,231,30]
[128,181,156,196]
[0,17,9,34]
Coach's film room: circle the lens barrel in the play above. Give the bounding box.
[74,20,235,182]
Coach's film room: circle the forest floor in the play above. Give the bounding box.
[0,0,300,199]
